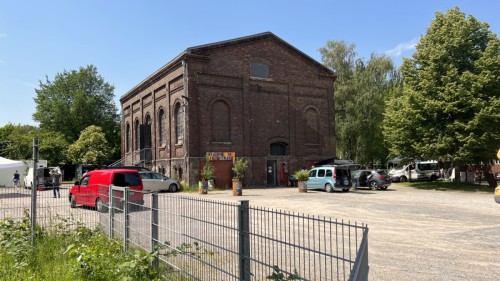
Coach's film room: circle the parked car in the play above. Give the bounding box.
[69,169,144,212]
[389,160,440,182]
[495,186,500,204]
[24,166,56,189]
[303,165,352,192]
[353,170,391,190]
[139,171,180,192]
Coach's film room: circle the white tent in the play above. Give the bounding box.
[0,157,26,187]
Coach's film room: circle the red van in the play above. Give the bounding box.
[69,169,144,212]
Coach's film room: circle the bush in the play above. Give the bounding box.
[294,170,309,181]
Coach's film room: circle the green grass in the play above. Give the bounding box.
[0,216,162,281]
[399,180,497,193]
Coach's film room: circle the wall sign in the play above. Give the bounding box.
[206,152,235,161]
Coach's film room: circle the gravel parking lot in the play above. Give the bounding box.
[2,183,498,280]
[197,183,500,281]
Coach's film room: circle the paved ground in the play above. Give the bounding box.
[193,184,500,281]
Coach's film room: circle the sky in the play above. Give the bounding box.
[1,0,499,127]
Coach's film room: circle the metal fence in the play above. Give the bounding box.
[101,186,369,281]
[0,185,368,280]
[0,185,98,229]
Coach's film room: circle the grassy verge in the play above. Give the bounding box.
[0,215,161,281]
[399,180,496,193]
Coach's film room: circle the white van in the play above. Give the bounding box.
[389,160,440,182]
[24,162,55,189]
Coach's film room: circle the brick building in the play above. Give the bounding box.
[119,32,337,188]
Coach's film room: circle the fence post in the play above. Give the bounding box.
[124,186,130,252]
[109,185,114,239]
[31,138,38,246]
[238,200,250,281]
[151,191,159,268]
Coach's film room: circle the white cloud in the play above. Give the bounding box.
[0,33,6,38]
[385,38,418,57]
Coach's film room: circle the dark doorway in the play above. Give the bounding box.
[267,160,277,187]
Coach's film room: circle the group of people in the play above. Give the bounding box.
[12,167,62,198]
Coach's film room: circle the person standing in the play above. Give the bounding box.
[13,170,20,192]
[50,167,61,198]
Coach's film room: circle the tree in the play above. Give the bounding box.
[0,123,68,165]
[383,7,500,182]
[67,125,112,166]
[320,41,397,166]
[33,65,120,157]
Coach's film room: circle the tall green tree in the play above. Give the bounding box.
[320,41,397,165]
[67,125,112,165]
[383,7,500,179]
[33,65,120,157]
[0,123,68,165]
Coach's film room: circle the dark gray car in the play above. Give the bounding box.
[352,169,391,190]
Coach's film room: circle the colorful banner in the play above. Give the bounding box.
[206,152,235,161]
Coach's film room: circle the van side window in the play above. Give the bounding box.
[326,170,333,177]
[309,170,317,177]
[113,173,127,187]
[81,176,90,186]
[318,169,325,177]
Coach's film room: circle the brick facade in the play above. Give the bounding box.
[120,32,337,188]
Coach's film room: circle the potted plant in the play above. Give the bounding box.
[200,156,215,194]
[294,169,309,193]
[232,157,248,196]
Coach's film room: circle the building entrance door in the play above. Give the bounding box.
[267,160,276,187]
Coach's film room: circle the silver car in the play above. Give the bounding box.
[139,171,180,192]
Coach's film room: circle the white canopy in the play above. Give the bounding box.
[0,157,26,187]
[0,157,25,169]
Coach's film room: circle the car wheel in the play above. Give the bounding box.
[70,195,76,208]
[169,184,177,192]
[430,175,437,181]
[399,176,407,182]
[370,182,379,190]
[95,197,107,213]
[325,183,334,193]
[381,186,388,190]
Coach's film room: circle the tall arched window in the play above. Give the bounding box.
[175,103,184,144]
[158,109,166,146]
[126,123,131,152]
[211,100,230,142]
[135,119,140,150]
[305,108,320,144]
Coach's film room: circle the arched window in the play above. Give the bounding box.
[126,123,131,152]
[211,100,230,142]
[270,142,288,156]
[135,119,140,150]
[145,114,151,126]
[305,108,319,144]
[175,103,184,144]
[158,109,166,146]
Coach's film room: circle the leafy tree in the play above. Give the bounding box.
[320,41,397,166]
[33,65,120,157]
[0,123,68,165]
[383,7,500,181]
[67,125,112,165]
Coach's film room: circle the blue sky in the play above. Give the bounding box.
[1,0,499,127]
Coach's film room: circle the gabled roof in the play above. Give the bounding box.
[121,32,335,102]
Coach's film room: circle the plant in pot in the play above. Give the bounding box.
[294,170,309,193]
[232,157,248,196]
[200,156,215,194]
